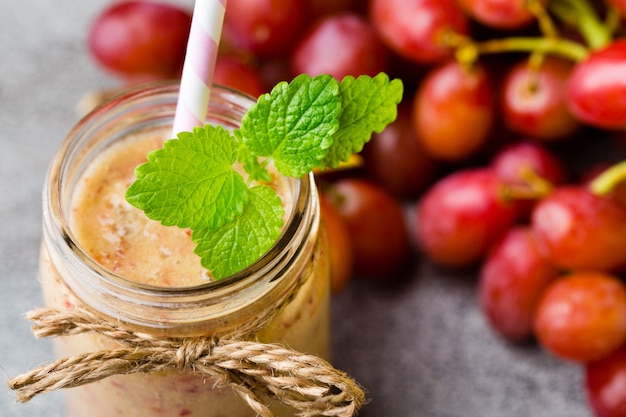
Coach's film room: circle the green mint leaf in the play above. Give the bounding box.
[319,73,404,170]
[192,185,284,279]
[126,124,248,230]
[125,72,403,280]
[239,73,342,178]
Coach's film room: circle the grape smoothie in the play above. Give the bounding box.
[39,88,331,417]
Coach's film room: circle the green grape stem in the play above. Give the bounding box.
[528,0,559,38]
[589,161,626,196]
[500,166,554,202]
[548,0,612,50]
[446,0,619,67]
[445,30,589,68]
[472,36,589,62]
[605,6,623,35]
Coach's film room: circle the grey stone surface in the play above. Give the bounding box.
[0,1,592,416]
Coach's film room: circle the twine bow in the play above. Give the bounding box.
[8,308,365,417]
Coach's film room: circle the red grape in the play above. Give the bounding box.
[369,0,469,64]
[414,168,522,267]
[213,54,266,98]
[606,0,626,19]
[223,0,306,58]
[290,12,389,80]
[412,60,495,161]
[324,178,411,280]
[491,140,568,187]
[88,0,192,82]
[319,194,354,295]
[362,104,437,200]
[586,344,626,417]
[534,272,626,362]
[491,140,568,217]
[257,58,292,91]
[456,0,545,29]
[531,186,626,272]
[500,57,581,141]
[478,227,558,342]
[566,40,626,129]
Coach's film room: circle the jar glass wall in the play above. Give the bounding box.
[39,83,331,417]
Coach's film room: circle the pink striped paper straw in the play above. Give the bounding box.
[172,0,227,136]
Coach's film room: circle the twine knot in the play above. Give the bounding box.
[174,338,216,370]
[7,307,365,417]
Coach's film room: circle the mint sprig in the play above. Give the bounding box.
[126,73,403,280]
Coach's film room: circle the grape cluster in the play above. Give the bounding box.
[87,1,626,415]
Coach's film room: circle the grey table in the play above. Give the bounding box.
[0,1,591,416]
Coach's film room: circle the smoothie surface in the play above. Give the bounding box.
[71,129,210,287]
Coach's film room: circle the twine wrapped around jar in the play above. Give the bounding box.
[8,307,365,417]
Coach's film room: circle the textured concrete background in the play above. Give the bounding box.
[0,1,591,416]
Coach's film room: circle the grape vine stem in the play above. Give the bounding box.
[473,36,589,62]
[590,161,626,196]
[444,30,589,66]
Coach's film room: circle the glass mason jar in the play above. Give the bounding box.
[39,83,332,417]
